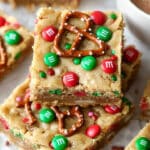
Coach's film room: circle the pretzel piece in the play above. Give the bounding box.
[51,106,84,136]
[54,11,107,57]
[0,36,7,69]
[16,89,36,125]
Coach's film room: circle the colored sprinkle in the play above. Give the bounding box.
[92,92,102,97]
[111,49,116,55]
[113,91,120,96]
[121,71,127,79]
[110,13,117,20]
[14,51,22,60]
[73,57,81,65]
[49,89,62,95]
[122,97,131,106]
[111,75,117,81]
[39,71,47,78]
[65,43,71,50]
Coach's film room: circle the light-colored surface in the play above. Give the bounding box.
[0,0,149,149]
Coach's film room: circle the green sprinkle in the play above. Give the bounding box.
[111,49,116,55]
[49,90,56,94]
[39,71,47,78]
[14,51,22,60]
[10,129,23,139]
[121,71,127,79]
[122,97,131,106]
[110,13,117,20]
[73,57,81,65]
[111,75,117,81]
[65,43,71,50]
[92,92,102,97]
[113,90,120,96]
[49,89,62,95]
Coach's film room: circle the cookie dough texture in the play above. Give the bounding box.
[0,79,133,150]
[30,8,124,106]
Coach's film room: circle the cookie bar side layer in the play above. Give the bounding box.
[0,80,133,150]
[30,8,123,106]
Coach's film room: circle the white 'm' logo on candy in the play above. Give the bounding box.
[46,28,55,37]
[48,56,55,63]
[126,50,134,58]
[101,30,109,38]
[10,34,16,40]
[111,105,117,111]
[45,111,51,118]
[105,61,114,68]
[140,140,148,146]
[56,139,65,145]
[65,75,74,82]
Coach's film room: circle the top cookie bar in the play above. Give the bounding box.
[30,8,123,106]
[0,10,33,78]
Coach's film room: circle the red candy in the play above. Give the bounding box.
[123,46,139,63]
[111,55,118,61]
[85,124,101,138]
[140,98,149,111]
[91,11,106,25]
[47,68,55,76]
[74,91,86,97]
[34,103,42,110]
[22,117,29,124]
[101,59,117,74]
[104,105,120,114]
[42,26,58,42]
[0,16,6,27]
[63,72,79,87]
[0,117,9,130]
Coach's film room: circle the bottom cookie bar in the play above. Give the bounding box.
[140,80,150,120]
[0,79,133,150]
[125,123,150,150]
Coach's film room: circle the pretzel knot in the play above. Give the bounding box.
[51,106,84,136]
[0,37,7,69]
[16,89,36,125]
[54,11,107,57]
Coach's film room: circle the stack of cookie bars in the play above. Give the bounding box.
[0,5,142,150]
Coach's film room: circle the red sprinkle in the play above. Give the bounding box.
[42,26,58,42]
[0,117,9,130]
[63,72,79,87]
[12,22,21,28]
[34,103,42,110]
[140,97,149,111]
[47,68,55,76]
[0,16,6,27]
[74,91,86,97]
[85,124,101,138]
[88,112,98,121]
[101,59,117,74]
[22,117,29,124]
[104,105,120,114]
[123,46,139,63]
[91,11,106,25]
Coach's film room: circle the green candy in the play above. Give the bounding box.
[39,108,55,123]
[65,43,71,50]
[14,51,22,60]
[110,13,117,20]
[135,137,150,150]
[51,135,68,150]
[73,58,81,65]
[96,26,112,42]
[111,75,117,81]
[5,30,21,45]
[44,52,59,67]
[39,71,47,78]
[81,56,97,71]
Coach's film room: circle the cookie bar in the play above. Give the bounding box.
[125,123,150,150]
[140,80,150,120]
[122,46,141,91]
[0,79,133,150]
[0,11,33,78]
[30,7,123,106]
[0,0,80,9]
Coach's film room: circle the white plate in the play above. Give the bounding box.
[0,0,149,149]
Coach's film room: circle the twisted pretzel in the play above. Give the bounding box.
[16,89,36,125]
[0,36,7,69]
[54,11,107,57]
[51,106,84,136]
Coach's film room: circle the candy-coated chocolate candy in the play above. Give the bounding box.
[123,46,139,63]
[135,137,150,150]
[39,71,47,78]
[0,16,6,27]
[91,11,106,25]
[39,108,55,123]
[96,26,112,42]
[51,135,68,150]
[47,68,55,76]
[42,26,58,42]
[101,59,117,74]
[5,30,21,45]
[73,57,81,65]
[81,56,97,71]
[44,52,59,67]
[63,72,79,87]
[65,43,71,50]
[104,105,120,114]
[85,124,101,138]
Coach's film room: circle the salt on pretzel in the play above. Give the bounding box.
[0,36,7,69]
[54,11,107,57]
[16,89,36,125]
[51,106,84,136]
